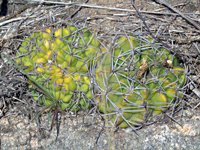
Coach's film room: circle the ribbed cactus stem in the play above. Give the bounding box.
[16,25,187,128]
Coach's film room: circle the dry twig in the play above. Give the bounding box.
[152,0,200,30]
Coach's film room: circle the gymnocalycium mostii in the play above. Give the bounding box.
[16,25,101,112]
[95,36,187,128]
[15,24,187,129]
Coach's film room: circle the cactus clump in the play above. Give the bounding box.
[16,25,187,128]
[95,36,187,128]
[16,25,101,111]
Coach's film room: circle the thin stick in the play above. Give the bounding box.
[49,109,60,135]
[70,0,88,18]
[131,0,187,62]
[153,0,200,30]
[0,4,35,22]
[29,0,198,16]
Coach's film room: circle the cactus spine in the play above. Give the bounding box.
[16,25,187,128]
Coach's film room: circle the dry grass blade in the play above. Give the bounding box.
[31,102,56,122]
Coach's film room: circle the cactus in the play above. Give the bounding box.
[16,26,101,112]
[95,36,187,128]
[16,26,187,128]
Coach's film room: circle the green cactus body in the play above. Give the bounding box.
[16,26,101,112]
[17,26,187,128]
[95,36,187,128]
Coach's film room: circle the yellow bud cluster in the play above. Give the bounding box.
[16,25,101,111]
